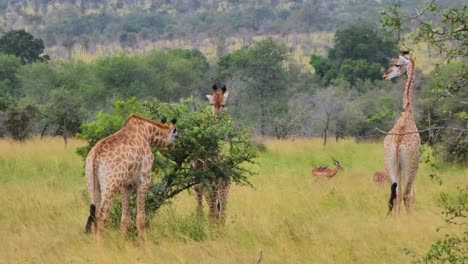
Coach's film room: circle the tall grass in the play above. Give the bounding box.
[0,137,465,263]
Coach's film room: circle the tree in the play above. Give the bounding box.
[338,59,382,86]
[0,29,47,64]
[95,54,150,99]
[309,54,336,82]
[43,87,84,145]
[0,54,21,109]
[328,24,396,65]
[0,54,21,98]
[310,23,396,86]
[5,104,38,141]
[343,84,400,140]
[216,38,289,136]
[308,86,351,146]
[16,62,58,104]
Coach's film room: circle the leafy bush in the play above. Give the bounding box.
[405,187,467,263]
[77,97,256,228]
[5,104,38,141]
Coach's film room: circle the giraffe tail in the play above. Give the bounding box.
[85,150,99,233]
[85,204,96,233]
[387,183,398,216]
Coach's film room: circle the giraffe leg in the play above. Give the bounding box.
[96,190,117,242]
[136,174,151,245]
[193,184,204,216]
[384,142,400,216]
[217,180,231,225]
[120,185,133,240]
[205,184,218,221]
[400,149,419,215]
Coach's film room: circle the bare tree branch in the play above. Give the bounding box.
[408,0,437,19]
[374,127,468,136]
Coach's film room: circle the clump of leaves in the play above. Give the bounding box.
[143,98,257,213]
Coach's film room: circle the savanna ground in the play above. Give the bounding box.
[0,137,466,263]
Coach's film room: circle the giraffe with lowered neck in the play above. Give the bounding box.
[383,52,420,217]
[84,115,178,244]
[193,84,230,224]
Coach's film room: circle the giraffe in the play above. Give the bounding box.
[193,84,230,224]
[383,52,420,217]
[84,115,178,244]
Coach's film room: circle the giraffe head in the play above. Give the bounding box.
[383,52,411,80]
[161,117,178,144]
[206,84,228,115]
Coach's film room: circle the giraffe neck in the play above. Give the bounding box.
[124,115,171,147]
[145,123,171,147]
[403,58,415,112]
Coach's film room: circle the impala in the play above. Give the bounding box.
[373,171,388,183]
[312,158,343,180]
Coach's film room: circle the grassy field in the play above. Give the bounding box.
[0,137,466,263]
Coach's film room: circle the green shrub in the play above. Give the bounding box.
[77,97,257,229]
[5,104,37,141]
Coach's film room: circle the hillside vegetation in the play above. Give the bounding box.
[0,0,463,61]
[0,137,466,263]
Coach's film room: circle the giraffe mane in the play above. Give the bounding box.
[403,58,415,111]
[123,114,170,129]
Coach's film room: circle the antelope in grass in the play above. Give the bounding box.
[373,171,388,183]
[312,158,343,180]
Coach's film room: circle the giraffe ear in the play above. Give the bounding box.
[212,84,218,91]
[161,116,167,124]
[399,55,409,64]
[206,95,213,101]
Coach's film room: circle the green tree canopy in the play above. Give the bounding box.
[0,54,21,107]
[0,29,47,64]
[310,23,396,87]
[329,24,396,65]
[216,38,289,136]
[43,87,84,144]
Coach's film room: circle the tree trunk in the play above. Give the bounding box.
[63,132,68,147]
[63,119,67,147]
[40,124,49,139]
[323,115,330,146]
[260,91,266,137]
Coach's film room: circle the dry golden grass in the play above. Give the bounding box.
[0,137,465,263]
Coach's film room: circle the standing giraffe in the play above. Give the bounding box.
[383,52,420,217]
[193,84,230,224]
[84,115,178,244]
